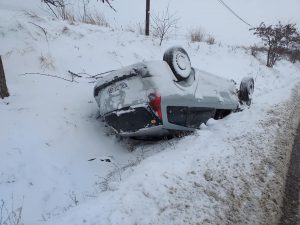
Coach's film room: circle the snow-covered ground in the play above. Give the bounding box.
[0,1,300,224]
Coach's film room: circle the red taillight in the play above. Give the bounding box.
[148,93,162,120]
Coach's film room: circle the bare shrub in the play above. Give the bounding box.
[82,11,109,27]
[251,22,300,67]
[68,191,79,206]
[151,6,179,46]
[189,28,205,43]
[288,48,300,63]
[206,35,216,45]
[41,0,67,20]
[62,26,69,34]
[0,197,24,225]
[277,47,300,64]
[42,0,75,22]
[250,45,258,57]
[39,54,55,71]
[250,45,267,58]
[63,10,76,23]
[42,0,110,27]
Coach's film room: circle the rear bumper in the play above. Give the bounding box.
[104,106,163,136]
[119,125,169,137]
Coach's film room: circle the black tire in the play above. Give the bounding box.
[163,46,192,81]
[239,77,254,106]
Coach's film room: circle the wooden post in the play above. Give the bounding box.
[145,0,150,36]
[0,56,9,99]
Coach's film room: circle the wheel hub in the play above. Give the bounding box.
[176,54,187,70]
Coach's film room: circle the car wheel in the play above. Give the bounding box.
[239,77,254,106]
[163,46,192,81]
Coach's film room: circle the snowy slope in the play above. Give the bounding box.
[0,0,300,225]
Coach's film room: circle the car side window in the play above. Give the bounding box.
[167,106,215,128]
[167,106,188,126]
[187,108,215,128]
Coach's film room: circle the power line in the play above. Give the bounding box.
[216,0,254,28]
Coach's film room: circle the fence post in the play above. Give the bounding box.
[0,56,9,99]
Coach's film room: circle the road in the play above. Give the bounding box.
[279,122,300,225]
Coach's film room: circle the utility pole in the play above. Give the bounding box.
[145,0,150,36]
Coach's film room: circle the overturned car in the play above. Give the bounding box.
[94,47,254,138]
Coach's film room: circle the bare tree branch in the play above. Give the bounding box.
[99,0,116,12]
[151,6,179,46]
[28,22,48,43]
[43,1,59,19]
[42,0,116,21]
[20,72,78,83]
[41,0,67,19]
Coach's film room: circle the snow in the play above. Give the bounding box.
[0,0,300,225]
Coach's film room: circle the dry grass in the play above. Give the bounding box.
[0,197,23,225]
[249,45,267,58]
[206,35,216,45]
[23,10,40,19]
[82,12,109,27]
[43,0,110,27]
[248,45,300,63]
[189,28,205,43]
[39,54,55,71]
[286,48,300,63]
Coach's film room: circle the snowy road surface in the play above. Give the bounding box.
[279,121,300,225]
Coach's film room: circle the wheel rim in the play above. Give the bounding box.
[176,54,187,70]
[175,51,191,78]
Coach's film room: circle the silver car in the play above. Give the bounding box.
[94,47,254,138]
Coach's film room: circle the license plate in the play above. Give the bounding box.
[107,82,128,94]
